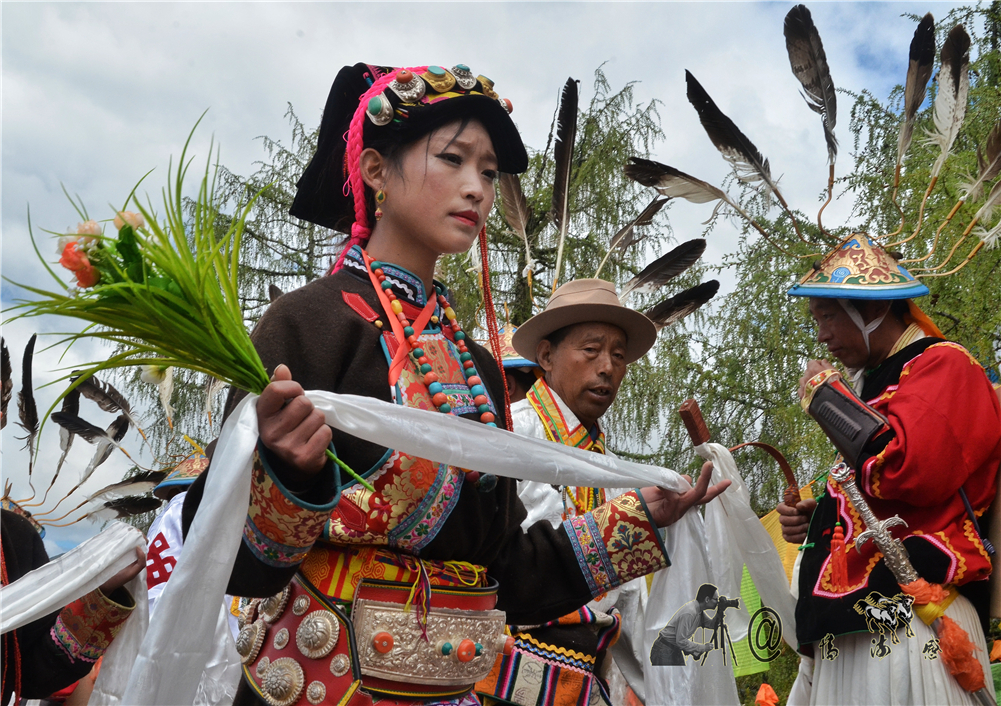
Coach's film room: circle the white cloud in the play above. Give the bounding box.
[2,1,968,549]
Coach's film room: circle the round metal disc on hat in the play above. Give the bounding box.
[236,619,267,665]
[273,627,290,650]
[296,610,340,659]
[259,586,290,624]
[451,64,477,90]
[260,657,305,706]
[422,66,456,94]
[388,74,426,103]
[365,93,394,126]
[329,652,351,677]
[306,681,327,705]
[477,75,498,100]
[256,656,271,678]
[292,595,310,616]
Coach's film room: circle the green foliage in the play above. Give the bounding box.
[214,104,342,324]
[844,5,1001,372]
[735,645,800,706]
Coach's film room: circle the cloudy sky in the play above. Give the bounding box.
[2,1,967,553]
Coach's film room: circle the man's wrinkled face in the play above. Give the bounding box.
[536,322,628,428]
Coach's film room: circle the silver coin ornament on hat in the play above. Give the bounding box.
[365,93,395,126]
[292,595,310,616]
[236,619,267,665]
[451,64,477,90]
[388,69,426,103]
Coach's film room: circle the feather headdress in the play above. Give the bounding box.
[626,8,988,281]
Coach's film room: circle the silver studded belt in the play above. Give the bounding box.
[236,574,513,705]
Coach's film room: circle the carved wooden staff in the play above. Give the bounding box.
[678,398,801,505]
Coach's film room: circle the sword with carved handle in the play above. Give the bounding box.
[829,462,996,706]
[829,462,918,584]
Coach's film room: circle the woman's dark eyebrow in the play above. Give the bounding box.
[435,135,498,165]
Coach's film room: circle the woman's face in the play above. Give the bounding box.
[378,119,498,258]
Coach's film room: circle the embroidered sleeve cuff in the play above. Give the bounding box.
[563,490,670,598]
[50,588,134,664]
[244,440,338,568]
[800,368,841,412]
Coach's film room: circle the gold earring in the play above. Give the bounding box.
[375,189,386,221]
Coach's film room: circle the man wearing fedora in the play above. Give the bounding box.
[477,279,669,706]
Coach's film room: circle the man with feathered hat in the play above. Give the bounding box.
[478,279,678,705]
[778,236,1001,705]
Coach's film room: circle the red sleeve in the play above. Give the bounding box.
[859,343,1001,506]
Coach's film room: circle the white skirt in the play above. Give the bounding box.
[795,594,992,706]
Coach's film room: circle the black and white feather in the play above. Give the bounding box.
[686,71,781,201]
[500,172,535,278]
[551,77,579,292]
[620,240,707,298]
[16,335,39,475]
[72,374,139,429]
[926,24,971,178]
[644,280,721,330]
[898,13,936,164]
[83,496,162,522]
[784,5,838,163]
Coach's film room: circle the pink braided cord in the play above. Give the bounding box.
[332,65,430,273]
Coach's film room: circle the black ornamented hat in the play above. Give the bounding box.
[290,63,528,238]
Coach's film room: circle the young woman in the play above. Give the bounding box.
[182,63,726,706]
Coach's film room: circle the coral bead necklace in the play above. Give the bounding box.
[369,261,497,428]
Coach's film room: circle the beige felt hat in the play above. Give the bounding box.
[512,279,657,365]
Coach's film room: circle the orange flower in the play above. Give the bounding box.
[59,241,100,288]
[59,241,88,271]
[75,263,100,288]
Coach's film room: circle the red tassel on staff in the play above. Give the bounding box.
[829,522,848,591]
[938,614,986,692]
